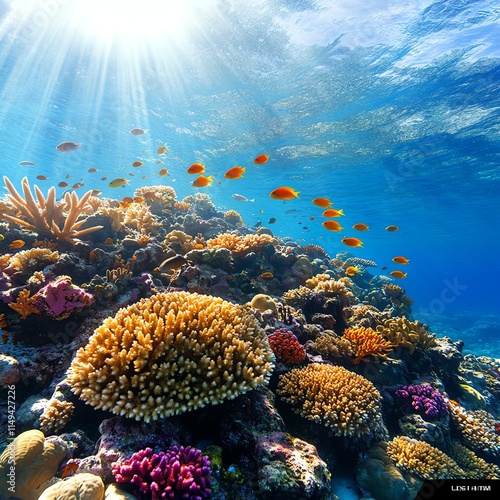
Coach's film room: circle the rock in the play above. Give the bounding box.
[0,354,20,385]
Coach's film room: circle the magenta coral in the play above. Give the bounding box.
[268,329,306,364]
[32,275,93,320]
[112,446,212,500]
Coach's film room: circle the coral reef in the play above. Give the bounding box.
[66,291,275,421]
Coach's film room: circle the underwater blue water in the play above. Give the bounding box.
[0,0,499,352]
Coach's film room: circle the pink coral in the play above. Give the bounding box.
[267,329,306,364]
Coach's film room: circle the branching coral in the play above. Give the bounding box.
[112,446,211,499]
[267,329,306,364]
[4,248,60,275]
[98,202,159,235]
[343,326,394,364]
[66,291,275,422]
[39,398,75,434]
[206,232,277,256]
[0,176,103,241]
[386,436,466,479]
[277,363,384,438]
[310,330,356,363]
[445,440,500,479]
[8,289,40,319]
[223,209,244,227]
[394,385,449,419]
[305,273,355,306]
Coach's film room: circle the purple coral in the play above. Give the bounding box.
[112,446,212,500]
[32,275,93,320]
[394,384,449,419]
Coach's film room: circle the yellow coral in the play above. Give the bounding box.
[8,289,39,319]
[343,326,394,364]
[223,209,244,226]
[38,473,105,500]
[206,232,277,256]
[164,230,196,254]
[277,363,383,438]
[5,248,60,275]
[310,330,355,363]
[0,429,67,500]
[99,202,159,234]
[66,291,275,422]
[39,399,75,434]
[446,440,500,479]
[386,436,465,479]
[305,274,355,305]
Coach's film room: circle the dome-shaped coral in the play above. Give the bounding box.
[66,291,275,422]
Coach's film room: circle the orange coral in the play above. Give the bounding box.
[206,232,277,256]
[8,289,40,319]
[343,326,394,364]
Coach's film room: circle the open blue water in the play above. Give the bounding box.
[0,0,499,354]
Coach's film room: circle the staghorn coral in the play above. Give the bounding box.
[0,176,103,241]
[277,363,384,438]
[267,329,306,365]
[112,446,211,499]
[4,248,60,275]
[38,473,105,500]
[343,326,394,364]
[206,232,277,256]
[448,401,500,457]
[305,274,355,306]
[8,289,40,319]
[0,429,67,500]
[375,316,437,354]
[66,291,275,422]
[310,330,356,363]
[386,436,465,479]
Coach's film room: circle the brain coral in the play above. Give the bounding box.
[66,291,275,422]
[277,363,384,438]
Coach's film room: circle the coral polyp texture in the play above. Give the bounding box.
[66,291,275,422]
[277,363,384,438]
[267,329,306,364]
[112,446,212,500]
[394,384,449,419]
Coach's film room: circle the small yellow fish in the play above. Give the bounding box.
[108,178,130,188]
[390,270,407,279]
[9,239,25,249]
[259,271,274,279]
[192,175,214,187]
[345,265,360,277]
[0,234,4,241]
[157,145,167,155]
[269,186,300,200]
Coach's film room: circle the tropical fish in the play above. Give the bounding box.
[129,173,135,177]
[312,197,332,208]
[60,462,79,479]
[36,175,48,180]
[58,182,69,188]
[310,216,315,220]
[134,196,144,203]
[132,161,143,167]
[353,223,369,231]
[386,225,399,232]
[122,196,134,203]
[268,217,277,224]
[259,209,264,214]
[285,209,299,215]
[392,256,410,265]
[224,166,245,179]
[19,161,35,166]
[101,177,108,181]
[88,168,97,173]
[142,191,156,200]
[322,220,343,232]
[322,208,345,217]
[158,254,188,273]
[341,237,363,248]
[72,183,84,189]
[108,178,130,188]
[130,128,146,136]
[390,270,407,279]
[259,271,274,279]
[90,190,102,196]
[270,186,300,200]
[158,168,169,176]
[9,239,25,249]
[254,154,268,164]
[187,163,205,174]
[345,265,360,277]
[157,145,167,155]
[56,141,81,152]
[66,174,71,179]
[192,175,214,187]
[381,266,387,271]
[232,194,254,202]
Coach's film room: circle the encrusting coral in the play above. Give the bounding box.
[277,363,384,438]
[0,176,103,241]
[66,291,275,422]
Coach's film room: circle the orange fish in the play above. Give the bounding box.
[390,270,407,279]
[322,220,343,232]
[224,166,246,179]
[254,154,268,164]
[36,175,48,180]
[58,182,69,188]
[134,196,144,203]
[132,161,143,167]
[345,265,360,277]
[60,462,78,479]
[88,168,97,173]
[352,223,369,231]
[270,186,300,200]
[72,183,84,189]
[312,197,332,208]
[158,168,169,176]
[157,145,167,155]
[386,225,399,232]
[310,216,315,220]
[322,208,345,217]
[259,271,274,279]
[9,239,25,249]
[192,175,214,187]
[341,237,363,248]
[122,196,134,203]
[392,256,410,265]
[187,163,205,175]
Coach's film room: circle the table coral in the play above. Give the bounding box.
[112,446,211,500]
[277,363,384,438]
[267,329,306,364]
[66,291,275,422]
[394,384,449,419]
